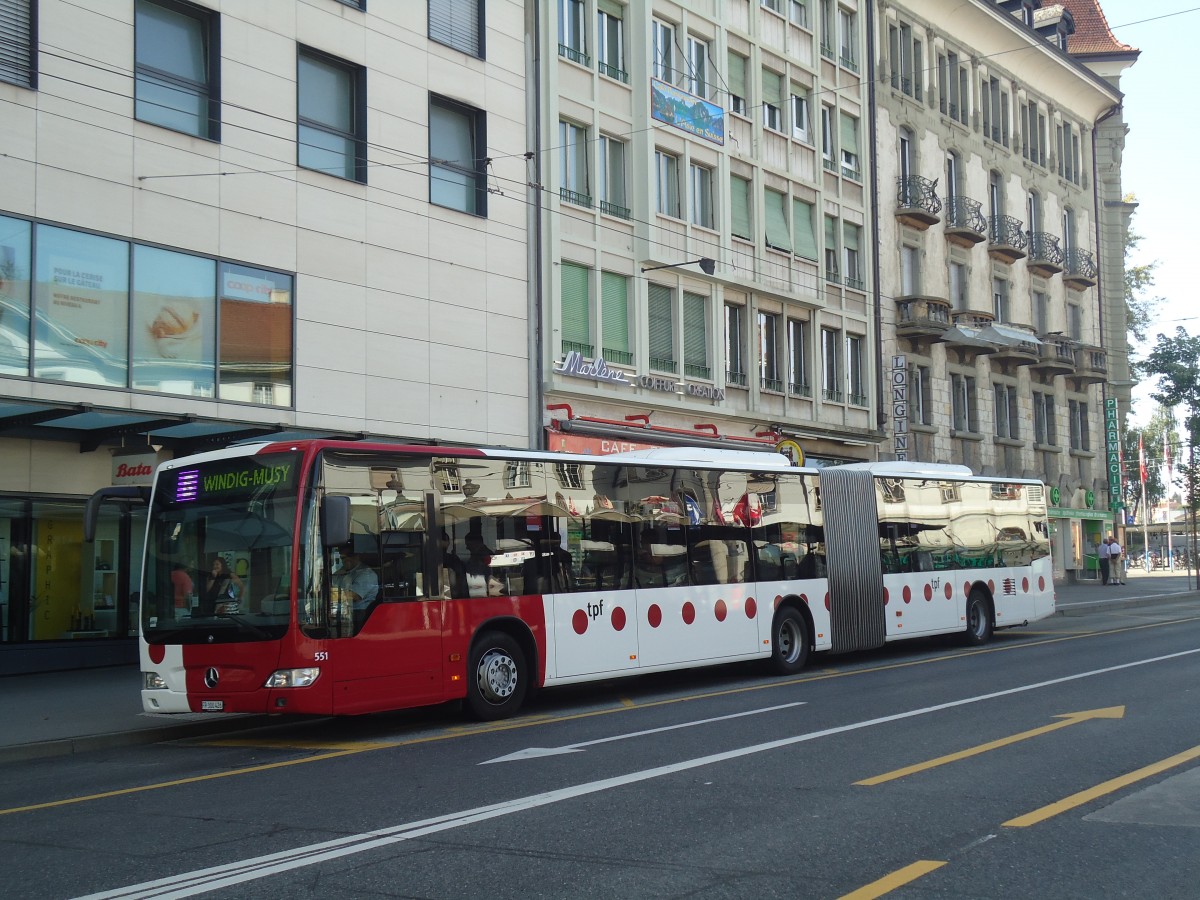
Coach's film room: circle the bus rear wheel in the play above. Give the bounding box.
[770,607,810,675]
[964,588,993,646]
[466,630,528,720]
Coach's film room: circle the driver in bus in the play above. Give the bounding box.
[333,541,379,611]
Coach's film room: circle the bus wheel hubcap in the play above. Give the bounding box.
[478,649,517,702]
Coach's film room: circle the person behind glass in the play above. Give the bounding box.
[170,563,194,613]
[333,541,379,611]
[439,530,466,597]
[463,531,494,598]
[200,556,242,616]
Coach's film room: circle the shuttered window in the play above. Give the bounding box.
[560,262,592,355]
[792,198,817,260]
[727,50,747,114]
[0,0,34,88]
[600,271,630,363]
[647,283,676,372]
[764,189,791,252]
[731,175,752,240]
[429,0,484,58]
[683,291,708,378]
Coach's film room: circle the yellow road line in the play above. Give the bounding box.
[1003,743,1200,828]
[855,707,1125,786]
[838,860,946,899]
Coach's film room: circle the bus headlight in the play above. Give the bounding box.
[264,668,320,688]
[143,672,167,690]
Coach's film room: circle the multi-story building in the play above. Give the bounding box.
[537,0,880,465]
[0,1,529,672]
[872,0,1133,580]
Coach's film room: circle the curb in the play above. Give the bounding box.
[0,714,273,766]
[1056,590,1200,617]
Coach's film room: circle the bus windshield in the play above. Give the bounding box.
[141,451,301,644]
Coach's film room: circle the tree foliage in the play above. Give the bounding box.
[1121,408,1178,519]
[1143,328,1200,514]
[1123,201,1162,347]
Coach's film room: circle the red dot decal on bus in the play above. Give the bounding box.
[902,585,912,604]
[800,593,809,605]
[988,579,996,594]
[611,606,627,631]
[682,602,696,625]
[648,604,662,628]
[149,643,166,665]
[1022,577,1030,593]
[746,597,757,618]
[824,593,831,611]
[883,587,889,605]
[774,595,783,609]
[714,599,728,622]
[1038,576,1046,592]
[964,581,971,598]
[944,583,953,600]
[572,609,588,635]
[924,584,933,602]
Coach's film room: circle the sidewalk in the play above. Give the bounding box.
[2,570,1197,765]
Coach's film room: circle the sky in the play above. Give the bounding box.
[1092,2,1200,426]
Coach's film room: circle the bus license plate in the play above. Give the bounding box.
[201,700,224,711]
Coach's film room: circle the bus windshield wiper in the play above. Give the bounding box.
[216,611,274,640]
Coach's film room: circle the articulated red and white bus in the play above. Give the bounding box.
[108,440,1053,720]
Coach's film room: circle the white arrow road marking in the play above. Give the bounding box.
[480,701,807,764]
[78,647,1200,900]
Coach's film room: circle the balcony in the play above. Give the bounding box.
[1073,346,1108,386]
[1063,248,1098,289]
[1027,232,1064,278]
[1031,336,1078,377]
[895,296,951,341]
[895,176,942,230]
[944,196,988,247]
[988,215,1028,263]
[985,322,1041,367]
[938,310,998,359]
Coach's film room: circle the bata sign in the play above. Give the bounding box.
[112,452,159,486]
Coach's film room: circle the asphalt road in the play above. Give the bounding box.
[3,600,1199,899]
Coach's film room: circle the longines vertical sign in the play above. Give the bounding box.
[1105,397,1121,511]
[892,355,908,461]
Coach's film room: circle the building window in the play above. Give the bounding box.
[596,2,626,82]
[725,303,746,385]
[1033,290,1049,334]
[559,120,591,207]
[560,261,592,356]
[843,223,862,289]
[790,0,809,29]
[821,327,841,402]
[1034,391,1056,445]
[888,22,915,96]
[690,163,714,229]
[823,215,839,282]
[559,0,588,65]
[647,282,676,373]
[819,0,834,58]
[951,373,978,432]
[132,244,216,398]
[429,95,487,215]
[651,19,675,83]
[598,135,628,218]
[762,68,783,131]
[839,113,859,179]
[787,319,809,396]
[0,214,30,377]
[992,276,1009,323]
[297,48,365,182]
[727,51,747,115]
[601,271,631,364]
[790,86,811,142]
[1069,399,1089,451]
[731,175,752,241]
[900,245,919,295]
[683,291,709,379]
[504,461,531,490]
[792,198,817,261]
[429,0,484,58]
[1067,302,1082,341]
[655,150,680,217]
[765,189,791,252]
[686,35,710,98]
[134,0,219,139]
[911,363,932,425]
[994,383,1019,439]
[837,6,857,70]
[846,334,865,405]
[820,105,834,170]
[758,311,780,391]
[949,260,967,309]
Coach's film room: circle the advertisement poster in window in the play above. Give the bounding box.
[0,215,32,376]
[218,263,293,406]
[132,246,216,396]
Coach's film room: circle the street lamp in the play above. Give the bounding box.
[641,257,716,275]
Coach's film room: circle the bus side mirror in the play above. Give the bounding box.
[321,495,352,548]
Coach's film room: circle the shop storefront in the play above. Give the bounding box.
[1047,487,1112,584]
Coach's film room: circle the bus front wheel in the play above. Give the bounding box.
[770,607,810,675]
[964,588,993,646]
[466,630,528,720]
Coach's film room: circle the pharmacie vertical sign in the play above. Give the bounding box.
[892,354,908,461]
[1104,398,1122,510]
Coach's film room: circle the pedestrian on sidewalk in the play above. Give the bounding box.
[1110,537,1125,584]
[1098,535,1113,585]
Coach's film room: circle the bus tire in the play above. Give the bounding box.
[964,588,993,646]
[466,630,528,720]
[770,606,810,675]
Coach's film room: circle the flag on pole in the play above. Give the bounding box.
[1164,431,1173,482]
[1138,435,1147,484]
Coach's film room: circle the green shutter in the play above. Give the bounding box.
[731,176,751,240]
[824,215,836,253]
[647,283,675,370]
[843,222,859,251]
[764,189,791,252]
[560,262,591,352]
[598,0,623,16]
[601,271,630,359]
[793,198,817,259]
[683,291,708,376]
[728,51,746,100]
[839,112,858,154]
[762,69,782,105]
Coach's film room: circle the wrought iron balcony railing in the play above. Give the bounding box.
[896,175,942,216]
[726,369,748,387]
[649,355,677,374]
[945,196,987,235]
[560,187,592,208]
[562,340,594,357]
[599,199,631,220]
[761,376,783,393]
[989,214,1028,250]
[1064,247,1097,280]
[598,61,629,83]
[789,381,812,398]
[558,44,591,66]
[602,347,633,366]
[1027,232,1064,269]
